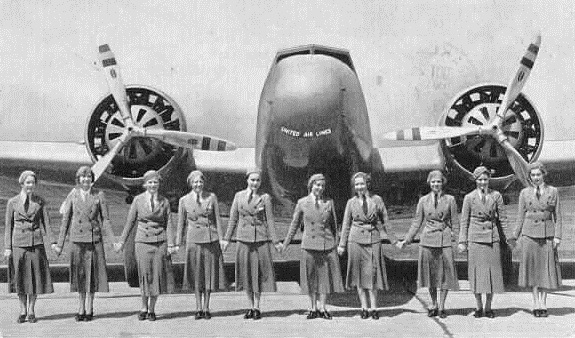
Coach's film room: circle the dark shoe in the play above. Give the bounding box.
[195,311,204,320]
[473,309,483,318]
[138,311,148,321]
[253,309,262,320]
[484,310,495,318]
[84,313,93,322]
[427,308,438,317]
[17,314,26,324]
[371,310,379,320]
[306,310,318,319]
[360,309,369,319]
[244,309,254,319]
[540,309,548,317]
[27,314,37,323]
[439,310,447,319]
[147,312,156,321]
[204,311,212,320]
[320,310,332,320]
[533,309,540,317]
[75,313,85,322]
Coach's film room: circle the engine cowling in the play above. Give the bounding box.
[440,83,544,187]
[85,85,187,188]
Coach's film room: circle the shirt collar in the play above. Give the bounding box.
[19,191,30,203]
[145,191,157,200]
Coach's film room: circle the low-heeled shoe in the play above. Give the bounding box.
[473,309,483,318]
[244,309,254,319]
[253,309,262,320]
[371,310,379,320]
[427,308,438,317]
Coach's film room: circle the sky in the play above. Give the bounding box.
[0,0,574,146]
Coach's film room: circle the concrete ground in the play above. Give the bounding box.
[0,280,574,337]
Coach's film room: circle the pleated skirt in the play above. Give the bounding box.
[417,246,459,290]
[9,245,54,295]
[300,248,344,294]
[70,242,109,293]
[135,241,174,296]
[183,241,227,292]
[234,241,277,293]
[345,241,389,291]
[518,236,562,289]
[468,242,504,294]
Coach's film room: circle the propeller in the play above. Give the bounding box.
[91,44,237,181]
[382,35,541,186]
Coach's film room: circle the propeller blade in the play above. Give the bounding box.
[500,139,531,186]
[495,35,541,122]
[142,129,237,151]
[382,126,483,141]
[92,130,131,181]
[98,44,135,128]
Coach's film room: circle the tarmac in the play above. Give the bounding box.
[0,279,574,337]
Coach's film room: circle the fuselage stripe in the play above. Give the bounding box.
[520,57,534,69]
[102,58,117,67]
[528,44,539,54]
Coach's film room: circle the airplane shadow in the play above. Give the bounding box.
[328,278,417,308]
[39,310,139,321]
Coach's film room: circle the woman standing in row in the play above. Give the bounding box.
[458,166,506,318]
[55,166,116,321]
[283,173,344,320]
[508,161,562,317]
[4,170,56,323]
[175,170,227,319]
[115,170,175,321]
[338,172,396,320]
[398,170,459,318]
[221,169,281,320]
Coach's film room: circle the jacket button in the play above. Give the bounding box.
[79,229,83,232]
[312,236,315,239]
[361,230,365,233]
[311,222,315,225]
[22,230,25,233]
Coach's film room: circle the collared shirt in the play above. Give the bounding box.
[79,188,91,201]
[145,191,159,210]
[19,191,30,204]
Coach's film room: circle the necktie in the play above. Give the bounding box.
[24,195,30,212]
[481,189,486,204]
[150,195,155,211]
[362,195,368,215]
[248,190,253,204]
[315,196,319,208]
[196,192,201,205]
[434,193,438,209]
[536,186,541,199]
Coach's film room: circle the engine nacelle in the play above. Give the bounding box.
[85,85,187,188]
[440,84,544,187]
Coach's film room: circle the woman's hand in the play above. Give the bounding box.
[3,249,12,259]
[114,242,124,253]
[553,238,561,249]
[395,240,406,250]
[220,240,229,252]
[337,246,345,256]
[457,243,467,253]
[52,244,62,256]
[274,242,284,253]
[506,238,517,250]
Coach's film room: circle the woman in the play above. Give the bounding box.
[508,161,562,317]
[54,166,116,321]
[337,172,397,320]
[282,173,344,320]
[221,169,281,320]
[398,170,459,318]
[175,170,227,319]
[4,170,56,323]
[458,166,506,319]
[115,170,175,321]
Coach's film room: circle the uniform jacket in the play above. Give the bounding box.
[176,191,223,245]
[339,194,397,246]
[512,185,562,240]
[4,193,55,249]
[459,188,507,244]
[405,192,458,248]
[120,192,174,245]
[57,188,115,247]
[224,189,278,243]
[284,194,338,251]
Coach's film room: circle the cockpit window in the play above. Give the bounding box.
[275,45,355,71]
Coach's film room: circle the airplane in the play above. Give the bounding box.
[1,1,575,216]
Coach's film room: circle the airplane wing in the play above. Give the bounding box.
[193,147,255,174]
[377,141,444,173]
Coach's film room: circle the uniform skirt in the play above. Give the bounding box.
[468,242,504,294]
[183,241,227,292]
[135,241,174,296]
[9,245,54,295]
[300,248,344,294]
[417,246,459,290]
[70,242,109,293]
[345,241,388,291]
[518,236,561,289]
[234,241,277,292]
